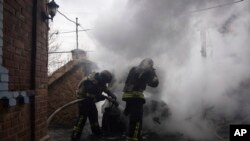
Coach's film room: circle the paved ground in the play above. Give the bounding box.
[50,129,188,141]
[49,128,72,141]
[48,127,212,141]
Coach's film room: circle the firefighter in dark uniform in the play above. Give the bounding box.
[71,70,117,141]
[122,58,159,141]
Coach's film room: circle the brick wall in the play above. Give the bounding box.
[48,65,84,127]
[0,0,8,91]
[3,0,35,90]
[0,0,49,141]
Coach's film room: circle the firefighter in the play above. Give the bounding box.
[122,58,159,141]
[71,70,117,141]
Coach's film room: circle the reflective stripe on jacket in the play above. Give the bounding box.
[122,91,144,100]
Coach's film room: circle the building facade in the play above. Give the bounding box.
[0,0,49,140]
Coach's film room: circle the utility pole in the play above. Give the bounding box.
[76,17,79,50]
[200,29,207,58]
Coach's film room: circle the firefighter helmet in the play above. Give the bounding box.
[99,70,113,84]
[139,58,154,69]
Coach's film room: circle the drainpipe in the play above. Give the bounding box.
[31,0,38,140]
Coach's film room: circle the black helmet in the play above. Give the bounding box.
[99,70,113,84]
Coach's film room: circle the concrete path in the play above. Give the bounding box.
[49,128,202,141]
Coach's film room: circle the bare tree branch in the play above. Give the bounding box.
[48,26,69,75]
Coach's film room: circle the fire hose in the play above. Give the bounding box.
[47,96,119,125]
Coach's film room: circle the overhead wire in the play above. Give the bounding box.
[57,10,77,24]
[75,21,98,52]
[56,10,92,35]
[56,29,91,34]
[53,9,95,52]
[54,0,246,53]
[190,0,244,13]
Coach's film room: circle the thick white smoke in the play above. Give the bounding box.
[89,0,250,140]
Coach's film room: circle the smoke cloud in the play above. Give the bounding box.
[89,0,250,140]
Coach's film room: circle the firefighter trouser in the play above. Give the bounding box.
[124,99,144,141]
[71,98,101,141]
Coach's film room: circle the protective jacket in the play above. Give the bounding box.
[122,67,159,102]
[77,72,115,102]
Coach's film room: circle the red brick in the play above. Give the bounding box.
[1,0,49,140]
[3,3,16,15]
[2,120,11,129]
